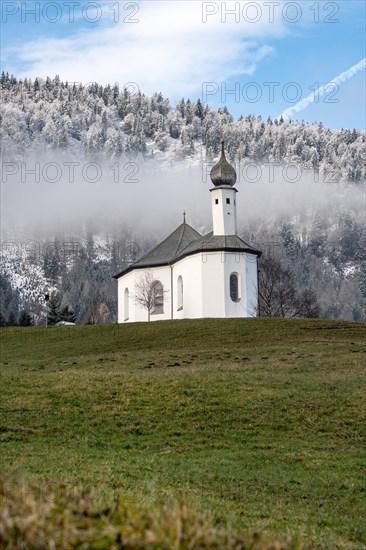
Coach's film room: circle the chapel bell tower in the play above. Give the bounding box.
[210,141,238,236]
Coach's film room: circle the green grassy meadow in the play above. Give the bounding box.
[1,318,365,548]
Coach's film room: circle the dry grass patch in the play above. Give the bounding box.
[0,478,299,550]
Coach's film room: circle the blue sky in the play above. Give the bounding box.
[1,0,365,129]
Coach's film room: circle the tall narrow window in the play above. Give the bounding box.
[152,280,164,314]
[230,273,240,302]
[177,276,183,310]
[124,287,129,320]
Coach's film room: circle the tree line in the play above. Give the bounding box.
[1,72,365,183]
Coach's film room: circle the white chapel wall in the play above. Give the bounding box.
[245,254,259,317]
[201,252,226,318]
[172,254,204,319]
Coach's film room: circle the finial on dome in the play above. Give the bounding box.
[210,140,237,187]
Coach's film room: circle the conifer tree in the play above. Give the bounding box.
[60,305,76,323]
[18,310,34,326]
[0,309,6,327]
[48,293,62,325]
[7,312,18,326]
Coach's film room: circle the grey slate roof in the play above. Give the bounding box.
[114,223,261,279]
[114,223,201,278]
[178,232,261,256]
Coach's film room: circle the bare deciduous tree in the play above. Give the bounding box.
[259,255,320,318]
[97,302,110,324]
[134,271,168,321]
[295,288,321,318]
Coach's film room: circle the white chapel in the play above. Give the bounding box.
[114,142,261,322]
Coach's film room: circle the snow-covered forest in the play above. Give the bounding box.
[1,73,365,324]
[1,72,365,182]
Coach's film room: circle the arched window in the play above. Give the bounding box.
[151,280,164,314]
[230,273,240,302]
[177,276,183,310]
[124,287,129,320]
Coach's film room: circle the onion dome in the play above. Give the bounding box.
[210,140,237,187]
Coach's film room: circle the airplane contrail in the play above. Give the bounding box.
[277,58,366,121]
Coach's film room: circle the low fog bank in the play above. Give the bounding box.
[1,151,365,242]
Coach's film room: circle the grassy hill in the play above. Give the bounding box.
[1,318,365,548]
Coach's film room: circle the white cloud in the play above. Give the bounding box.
[10,1,287,98]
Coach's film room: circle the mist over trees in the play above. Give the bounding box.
[1,73,365,324]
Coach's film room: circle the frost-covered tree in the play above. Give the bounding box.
[1,74,365,181]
